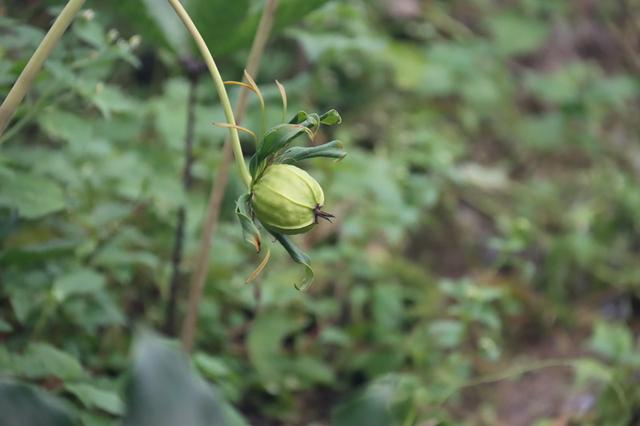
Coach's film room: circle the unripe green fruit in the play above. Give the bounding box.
[251,164,333,235]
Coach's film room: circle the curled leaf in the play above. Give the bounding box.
[270,232,314,291]
[279,140,346,164]
[243,70,265,111]
[246,248,271,283]
[320,109,342,126]
[235,193,261,252]
[288,111,308,124]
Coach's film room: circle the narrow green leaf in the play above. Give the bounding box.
[235,193,261,252]
[251,112,321,177]
[271,232,314,290]
[279,140,346,164]
[257,124,310,161]
[0,167,65,219]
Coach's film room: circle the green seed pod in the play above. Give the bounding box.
[251,164,334,235]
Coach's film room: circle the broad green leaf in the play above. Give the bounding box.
[0,167,65,219]
[11,343,86,381]
[0,380,74,426]
[191,0,250,54]
[65,383,124,415]
[196,0,332,57]
[331,386,394,426]
[489,13,547,56]
[572,358,613,388]
[193,353,231,380]
[428,320,465,349]
[52,268,106,302]
[38,107,94,144]
[588,321,634,362]
[73,18,105,49]
[123,333,225,426]
[247,311,303,385]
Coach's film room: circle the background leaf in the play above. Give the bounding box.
[122,333,225,426]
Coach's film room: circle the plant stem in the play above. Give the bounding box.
[181,0,279,352]
[167,0,252,188]
[164,71,199,337]
[0,0,86,138]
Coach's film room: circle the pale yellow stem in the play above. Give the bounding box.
[0,0,86,138]
[167,0,252,188]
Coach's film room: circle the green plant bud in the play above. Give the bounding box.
[251,164,334,235]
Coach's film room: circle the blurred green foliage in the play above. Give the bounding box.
[1,0,640,425]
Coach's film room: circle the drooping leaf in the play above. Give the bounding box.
[122,333,225,426]
[235,193,261,252]
[270,232,314,290]
[279,140,346,164]
[245,248,271,283]
[0,380,74,426]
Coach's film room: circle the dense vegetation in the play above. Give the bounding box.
[1,0,639,425]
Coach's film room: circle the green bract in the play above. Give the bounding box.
[251,164,332,235]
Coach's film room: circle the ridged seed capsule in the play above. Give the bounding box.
[251,164,334,235]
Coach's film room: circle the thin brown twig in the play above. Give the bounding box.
[180,0,279,352]
[163,66,201,336]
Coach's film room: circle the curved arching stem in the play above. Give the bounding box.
[0,0,86,138]
[167,0,252,188]
[179,0,279,352]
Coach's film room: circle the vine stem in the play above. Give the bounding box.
[180,0,279,352]
[437,358,629,411]
[167,0,252,188]
[0,0,86,138]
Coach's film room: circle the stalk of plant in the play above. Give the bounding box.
[163,61,202,337]
[0,0,86,137]
[168,1,346,309]
[167,0,251,188]
[177,0,280,352]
